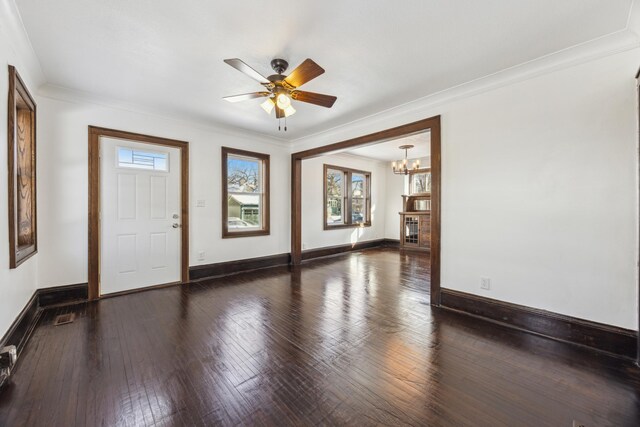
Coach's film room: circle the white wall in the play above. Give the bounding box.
[302,154,388,250]
[36,96,291,289]
[294,48,640,330]
[0,1,44,337]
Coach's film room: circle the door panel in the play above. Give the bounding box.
[117,174,137,219]
[100,137,181,295]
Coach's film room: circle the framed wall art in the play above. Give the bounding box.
[7,65,37,268]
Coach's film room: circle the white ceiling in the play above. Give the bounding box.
[15,0,634,140]
[345,132,430,162]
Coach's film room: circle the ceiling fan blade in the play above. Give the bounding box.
[223,92,271,103]
[284,59,325,88]
[223,58,270,84]
[291,90,337,108]
[275,106,284,119]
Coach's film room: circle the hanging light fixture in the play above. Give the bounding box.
[392,144,420,175]
[260,98,275,114]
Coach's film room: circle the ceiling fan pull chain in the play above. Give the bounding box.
[278,117,281,131]
[285,116,287,132]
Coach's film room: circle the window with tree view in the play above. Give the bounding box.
[222,147,270,237]
[324,165,371,228]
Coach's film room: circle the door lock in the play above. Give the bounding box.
[173,214,179,219]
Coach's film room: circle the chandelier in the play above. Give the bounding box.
[392,145,420,175]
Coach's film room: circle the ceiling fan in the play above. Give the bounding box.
[223,58,337,130]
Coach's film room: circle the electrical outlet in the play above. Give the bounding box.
[196,199,206,207]
[198,251,205,261]
[480,277,491,290]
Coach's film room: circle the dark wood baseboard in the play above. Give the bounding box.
[0,292,41,357]
[190,239,399,281]
[440,289,637,360]
[302,238,397,261]
[381,238,400,247]
[189,253,291,281]
[1,284,90,359]
[38,283,88,308]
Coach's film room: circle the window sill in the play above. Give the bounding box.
[324,222,371,231]
[222,229,270,239]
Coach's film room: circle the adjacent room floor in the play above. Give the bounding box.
[0,248,638,426]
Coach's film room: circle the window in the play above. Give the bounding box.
[324,164,371,229]
[117,147,169,171]
[222,147,270,237]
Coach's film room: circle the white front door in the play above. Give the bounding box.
[100,137,182,295]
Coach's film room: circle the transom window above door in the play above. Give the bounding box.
[117,147,169,172]
[222,147,270,238]
[324,164,371,229]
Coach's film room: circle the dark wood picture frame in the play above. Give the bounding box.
[323,164,372,230]
[292,116,441,305]
[7,65,37,269]
[221,147,270,238]
[88,126,189,300]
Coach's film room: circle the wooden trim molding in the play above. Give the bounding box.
[190,239,399,281]
[7,65,37,268]
[221,146,270,238]
[291,115,442,306]
[302,239,395,261]
[440,289,637,360]
[0,292,40,358]
[0,283,89,359]
[190,253,291,281]
[88,126,189,300]
[38,283,88,308]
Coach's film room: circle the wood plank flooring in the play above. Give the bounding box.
[0,247,639,426]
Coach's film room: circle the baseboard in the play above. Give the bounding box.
[38,283,88,307]
[440,289,637,360]
[0,283,90,358]
[189,240,399,281]
[302,238,396,261]
[189,253,291,281]
[0,292,41,357]
[381,238,400,247]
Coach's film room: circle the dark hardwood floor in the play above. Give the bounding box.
[0,247,638,426]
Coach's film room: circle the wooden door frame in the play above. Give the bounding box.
[291,115,442,305]
[88,126,189,300]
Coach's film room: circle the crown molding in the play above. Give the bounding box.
[291,28,640,151]
[37,83,292,148]
[627,0,640,38]
[9,0,640,151]
[0,0,46,88]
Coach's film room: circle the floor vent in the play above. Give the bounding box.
[573,421,587,427]
[53,313,75,326]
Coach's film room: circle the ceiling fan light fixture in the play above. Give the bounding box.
[283,105,296,117]
[276,93,291,109]
[260,98,275,114]
[222,57,336,130]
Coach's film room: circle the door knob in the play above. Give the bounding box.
[172,223,181,228]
